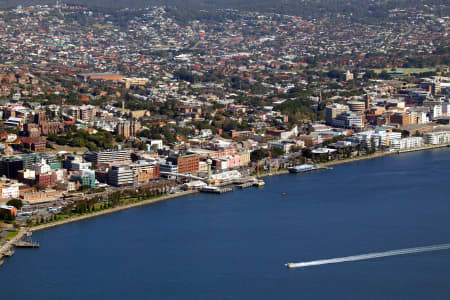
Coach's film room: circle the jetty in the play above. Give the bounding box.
[0,230,39,267]
[200,186,233,194]
[237,182,253,189]
[14,241,40,248]
[2,249,14,257]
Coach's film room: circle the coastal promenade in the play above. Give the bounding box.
[320,144,449,168]
[0,229,26,263]
[257,143,449,178]
[30,190,199,232]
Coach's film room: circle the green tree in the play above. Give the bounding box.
[250,149,268,162]
[6,199,23,209]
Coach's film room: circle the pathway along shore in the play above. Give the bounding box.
[0,229,26,263]
[321,144,449,167]
[30,190,199,232]
[258,144,449,178]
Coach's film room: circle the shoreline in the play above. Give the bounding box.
[321,144,449,167]
[258,144,449,178]
[0,229,26,263]
[29,190,199,232]
[3,143,448,238]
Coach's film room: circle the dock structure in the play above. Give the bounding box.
[237,182,253,189]
[3,249,14,257]
[200,186,233,194]
[0,230,40,267]
[14,241,40,248]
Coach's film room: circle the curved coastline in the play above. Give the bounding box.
[30,190,199,232]
[5,144,450,236]
[258,144,449,178]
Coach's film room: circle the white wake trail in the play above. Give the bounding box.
[286,243,450,269]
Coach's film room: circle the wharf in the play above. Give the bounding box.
[237,182,253,189]
[3,249,14,257]
[14,241,40,248]
[200,186,233,194]
[0,230,39,267]
[0,230,26,259]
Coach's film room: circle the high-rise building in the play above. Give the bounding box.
[69,105,96,122]
[116,121,141,138]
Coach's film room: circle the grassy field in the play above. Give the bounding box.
[372,68,436,74]
[5,231,18,239]
[48,143,89,153]
[0,231,18,243]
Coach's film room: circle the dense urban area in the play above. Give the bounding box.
[0,2,449,258]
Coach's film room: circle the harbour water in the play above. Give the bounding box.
[1,148,449,299]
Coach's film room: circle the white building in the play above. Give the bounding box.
[84,149,131,164]
[148,140,163,150]
[107,166,134,186]
[432,105,442,118]
[1,183,20,199]
[32,158,51,175]
[423,131,450,145]
[390,137,424,151]
[199,129,213,138]
[53,169,66,182]
[355,129,401,148]
[71,162,92,171]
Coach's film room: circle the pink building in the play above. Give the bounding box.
[227,155,241,169]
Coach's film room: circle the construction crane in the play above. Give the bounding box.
[1,135,21,157]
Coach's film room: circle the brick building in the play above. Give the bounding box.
[167,153,200,174]
[21,138,46,152]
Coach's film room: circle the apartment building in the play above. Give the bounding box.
[423,131,450,145]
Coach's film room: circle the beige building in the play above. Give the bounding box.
[326,104,349,125]
[116,121,142,138]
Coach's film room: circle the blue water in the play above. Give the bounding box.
[1,149,450,299]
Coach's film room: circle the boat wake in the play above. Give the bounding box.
[286,243,450,269]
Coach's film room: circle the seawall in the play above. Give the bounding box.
[30,190,199,232]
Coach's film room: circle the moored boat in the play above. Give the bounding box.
[288,164,320,173]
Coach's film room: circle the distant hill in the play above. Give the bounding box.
[0,0,446,21]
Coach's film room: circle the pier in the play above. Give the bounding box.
[14,241,40,248]
[2,249,14,257]
[237,182,253,189]
[200,186,234,194]
[0,230,39,266]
